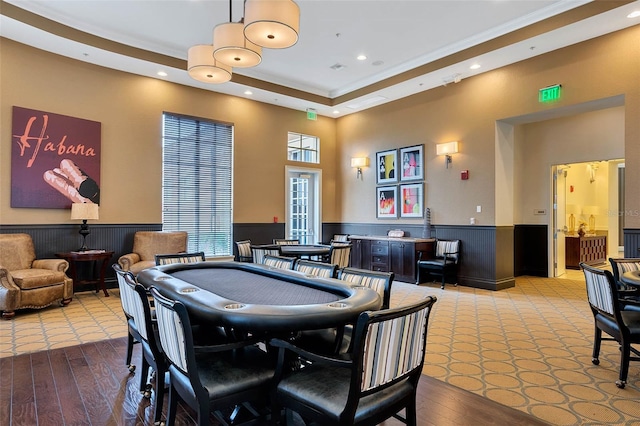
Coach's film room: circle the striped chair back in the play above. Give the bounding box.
[251,245,280,264]
[338,267,393,309]
[155,251,205,266]
[332,234,349,242]
[274,239,300,245]
[113,264,136,319]
[294,259,337,278]
[235,240,253,262]
[330,243,352,268]
[582,263,617,316]
[264,254,296,270]
[609,258,640,290]
[150,287,190,374]
[435,239,460,262]
[355,296,436,392]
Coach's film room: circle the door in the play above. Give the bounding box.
[286,166,321,245]
[553,166,567,277]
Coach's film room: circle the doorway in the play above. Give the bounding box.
[285,166,322,244]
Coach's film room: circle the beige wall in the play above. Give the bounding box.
[0,39,338,225]
[336,26,640,227]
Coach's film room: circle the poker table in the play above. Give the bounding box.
[621,270,640,288]
[136,261,381,333]
[277,244,330,259]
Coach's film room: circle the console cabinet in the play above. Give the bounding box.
[565,234,607,270]
[349,236,434,283]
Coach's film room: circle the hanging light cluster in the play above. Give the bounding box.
[188,0,300,84]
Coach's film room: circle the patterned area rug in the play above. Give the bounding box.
[2,276,640,425]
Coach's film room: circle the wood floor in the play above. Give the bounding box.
[0,337,550,426]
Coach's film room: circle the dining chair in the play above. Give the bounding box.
[124,273,168,425]
[338,267,393,309]
[581,262,640,388]
[294,259,337,278]
[328,242,352,268]
[155,251,206,265]
[150,287,275,426]
[235,240,253,262]
[608,258,640,311]
[112,263,142,373]
[332,234,349,243]
[270,295,437,425]
[251,244,280,264]
[416,239,460,289]
[263,254,296,270]
[273,238,300,245]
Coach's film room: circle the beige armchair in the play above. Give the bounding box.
[118,231,188,275]
[0,233,73,319]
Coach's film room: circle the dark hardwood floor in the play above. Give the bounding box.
[0,337,550,426]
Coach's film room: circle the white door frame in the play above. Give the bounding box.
[285,166,322,244]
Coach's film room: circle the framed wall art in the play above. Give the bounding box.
[376,185,398,219]
[400,144,424,181]
[376,149,397,184]
[400,183,424,218]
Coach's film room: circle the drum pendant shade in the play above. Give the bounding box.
[213,22,262,68]
[244,0,300,49]
[187,45,232,84]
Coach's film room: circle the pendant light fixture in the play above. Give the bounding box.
[187,45,232,84]
[244,0,300,49]
[213,0,262,68]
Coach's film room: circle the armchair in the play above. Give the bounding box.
[416,239,460,289]
[0,233,73,319]
[118,231,188,275]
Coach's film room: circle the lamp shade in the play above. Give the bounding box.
[213,22,262,68]
[244,0,300,49]
[71,203,99,220]
[187,45,232,84]
[351,157,370,168]
[436,141,459,156]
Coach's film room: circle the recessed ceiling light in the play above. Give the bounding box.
[356,55,367,61]
[244,90,253,95]
[333,110,340,114]
[157,71,168,77]
[628,10,640,18]
[470,64,481,70]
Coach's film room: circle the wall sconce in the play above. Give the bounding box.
[350,157,370,179]
[436,141,459,168]
[71,202,99,251]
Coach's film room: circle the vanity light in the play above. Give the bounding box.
[436,141,459,168]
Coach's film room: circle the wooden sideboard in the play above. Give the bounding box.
[349,235,434,283]
[565,234,607,270]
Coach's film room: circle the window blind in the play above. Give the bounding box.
[162,113,233,256]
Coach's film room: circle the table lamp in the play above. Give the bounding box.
[566,204,580,234]
[583,206,600,234]
[71,202,99,251]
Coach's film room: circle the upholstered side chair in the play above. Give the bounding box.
[263,254,296,270]
[0,233,73,319]
[118,231,188,275]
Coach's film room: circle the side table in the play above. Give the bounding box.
[56,250,114,297]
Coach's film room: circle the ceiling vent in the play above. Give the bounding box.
[330,63,347,71]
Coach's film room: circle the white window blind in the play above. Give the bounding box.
[162,112,233,256]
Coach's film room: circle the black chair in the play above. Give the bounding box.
[294,259,338,278]
[235,240,253,262]
[263,254,296,270]
[124,273,168,425]
[339,267,393,309]
[581,262,640,388]
[609,258,640,311]
[270,295,437,425]
[328,242,352,268]
[150,287,275,425]
[251,244,280,264]
[112,264,142,373]
[155,251,206,265]
[416,239,460,289]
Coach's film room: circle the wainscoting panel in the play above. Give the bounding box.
[624,228,640,257]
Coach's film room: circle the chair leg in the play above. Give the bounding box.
[153,367,166,424]
[405,400,417,426]
[140,357,151,394]
[165,384,179,426]
[617,340,631,389]
[126,332,136,372]
[441,273,446,290]
[591,327,602,365]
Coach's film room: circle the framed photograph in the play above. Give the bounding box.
[376,149,398,184]
[376,186,398,219]
[399,144,424,181]
[400,183,424,218]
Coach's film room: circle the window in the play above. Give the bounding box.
[162,112,233,256]
[288,132,319,163]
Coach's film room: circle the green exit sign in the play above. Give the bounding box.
[306,109,317,121]
[539,84,562,103]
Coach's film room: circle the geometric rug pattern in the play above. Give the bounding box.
[2,275,640,425]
